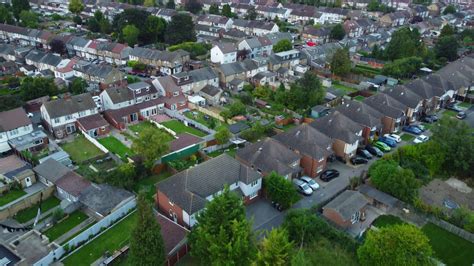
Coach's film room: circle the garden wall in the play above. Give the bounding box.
[80,131,109,154]
[149,120,177,137]
[0,186,55,221]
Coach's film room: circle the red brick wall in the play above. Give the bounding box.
[381,116,395,134]
[323,208,350,228]
[156,191,185,227]
[299,154,327,178]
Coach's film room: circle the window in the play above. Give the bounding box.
[10,128,19,135]
[250,180,258,187]
[173,91,179,97]
[54,118,60,124]
[79,111,86,117]
[65,115,73,120]
[34,139,43,145]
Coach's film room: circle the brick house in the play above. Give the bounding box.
[363,93,407,134]
[76,114,110,138]
[322,190,369,229]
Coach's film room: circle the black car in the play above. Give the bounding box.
[421,114,438,123]
[357,148,373,159]
[350,157,369,165]
[365,145,383,157]
[320,169,340,182]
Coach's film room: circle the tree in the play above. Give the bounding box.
[188,186,256,265]
[264,172,299,209]
[0,5,14,24]
[209,3,219,14]
[165,13,196,45]
[256,228,294,266]
[184,0,202,14]
[357,224,433,266]
[443,4,456,15]
[49,39,66,55]
[330,23,345,40]
[385,27,424,60]
[19,10,38,28]
[129,193,165,265]
[273,39,292,53]
[143,15,167,44]
[440,24,455,38]
[228,100,247,116]
[143,0,156,7]
[245,7,258,20]
[12,0,30,20]
[73,15,82,25]
[132,126,169,168]
[166,0,176,9]
[20,77,59,101]
[286,71,325,111]
[330,48,351,76]
[122,24,140,47]
[69,78,88,95]
[68,0,84,15]
[214,127,231,145]
[282,209,320,247]
[382,56,423,79]
[222,4,233,18]
[435,36,459,61]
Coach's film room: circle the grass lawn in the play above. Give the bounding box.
[184,110,223,129]
[60,222,96,244]
[207,145,239,158]
[421,122,433,131]
[333,83,358,94]
[161,120,207,137]
[443,110,458,118]
[14,197,61,223]
[0,189,26,207]
[133,172,172,202]
[62,212,137,266]
[98,136,134,159]
[61,135,104,163]
[129,122,174,142]
[372,215,405,228]
[458,102,472,109]
[44,211,88,241]
[400,134,415,142]
[353,95,365,102]
[422,223,474,266]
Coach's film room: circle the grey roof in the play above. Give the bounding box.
[384,85,423,109]
[187,67,217,82]
[228,122,250,134]
[157,154,261,214]
[324,190,369,220]
[359,184,399,208]
[219,62,246,76]
[33,158,70,183]
[266,32,293,45]
[215,42,236,54]
[43,93,96,119]
[273,124,332,160]
[0,108,31,132]
[128,81,150,91]
[363,93,406,119]
[200,85,221,97]
[73,64,118,79]
[236,138,301,176]
[404,79,439,99]
[79,184,135,217]
[310,111,363,144]
[335,99,383,128]
[67,36,90,48]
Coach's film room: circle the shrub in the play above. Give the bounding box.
[264,172,299,209]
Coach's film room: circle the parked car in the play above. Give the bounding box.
[413,134,429,144]
[320,169,340,182]
[366,145,383,157]
[357,148,373,159]
[445,103,462,112]
[374,141,391,152]
[378,136,397,147]
[421,114,439,123]
[456,111,467,120]
[300,176,320,191]
[293,179,313,196]
[412,124,426,132]
[384,133,401,143]
[350,157,369,165]
[402,125,423,135]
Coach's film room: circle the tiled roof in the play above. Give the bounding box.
[0,108,31,132]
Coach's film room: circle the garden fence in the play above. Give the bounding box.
[428,217,474,243]
[81,131,109,154]
[164,109,216,135]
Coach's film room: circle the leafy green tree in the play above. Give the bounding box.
[440,24,455,38]
[228,100,247,116]
[287,71,325,111]
[102,163,137,189]
[132,127,169,168]
[330,23,345,40]
[19,10,38,28]
[435,36,459,61]
[73,15,82,25]
[69,78,88,95]
[209,3,219,14]
[129,193,165,265]
[385,27,424,60]
[166,0,176,9]
[0,5,14,24]
[264,172,299,209]
[273,39,292,53]
[68,0,84,15]
[165,13,196,45]
[184,0,202,14]
[330,48,351,76]
[20,77,59,101]
[12,0,30,20]
[214,127,231,145]
[144,15,167,44]
[188,186,257,265]
[443,4,456,15]
[168,42,211,59]
[122,24,140,46]
[382,56,422,79]
[143,0,155,7]
[245,6,258,20]
[256,228,294,266]
[357,224,433,266]
[283,209,320,247]
[222,4,233,18]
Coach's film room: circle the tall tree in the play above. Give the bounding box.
[49,39,66,55]
[0,5,14,24]
[143,15,167,44]
[122,24,140,46]
[69,78,88,95]
[215,127,231,146]
[20,77,59,101]
[256,228,294,266]
[19,10,38,28]
[435,36,459,61]
[330,48,351,76]
[144,0,156,7]
[184,0,202,14]
[287,71,325,111]
[264,172,299,209]
[68,0,84,15]
[222,4,233,18]
[129,193,166,266]
[330,23,345,40]
[443,4,456,15]
[12,0,30,20]
[358,224,433,266]
[166,0,176,9]
[209,3,219,14]
[385,27,424,60]
[165,13,196,45]
[132,126,169,168]
[188,186,257,265]
[273,39,292,53]
[439,24,455,38]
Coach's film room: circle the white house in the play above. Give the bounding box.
[238,36,273,59]
[211,43,237,65]
[0,108,33,153]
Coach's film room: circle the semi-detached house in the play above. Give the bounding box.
[129,47,190,75]
[0,108,33,153]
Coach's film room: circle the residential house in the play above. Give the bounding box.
[156,212,190,266]
[40,93,98,138]
[380,0,411,10]
[24,50,64,73]
[344,20,363,38]
[76,114,110,138]
[156,154,262,227]
[103,98,166,130]
[197,14,233,30]
[96,42,132,66]
[317,8,349,24]
[302,27,331,44]
[273,124,333,178]
[8,129,49,157]
[310,111,363,160]
[322,190,369,228]
[79,183,135,218]
[231,19,279,36]
[198,85,223,106]
[152,76,188,111]
[363,93,407,133]
[54,58,79,81]
[0,108,34,153]
[172,67,219,94]
[286,5,319,24]
[268,50,303,73]
[256,6,291,20]
[155,8,178,22]
[380,11,410,27]
[216,61,247,86]
[412,5,429,19]
[129,47,190,75]
[238,37,273,59]
[301,42,342,69]
[66,36,92,58]
[73,63,124,90]
[384,85,424,123]
[211,42,237,65]
[236,138,301,179]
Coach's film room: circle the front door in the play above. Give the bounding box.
[25,177,32,187]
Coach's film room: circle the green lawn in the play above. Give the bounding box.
[133,172,172,202]
[98,136,134,159]
[129,122,174,142]
[443,110,458,118]
[353,95,365,102]
[422,223,474,266]
[161,120,207,137]
[207,145,239,158]
[458,102,472,109]
[333,83,358,94]
[400,134,415,142]
[62,212,137,266]
[61,135,104,163]
[14,197,61,223]
[0,189,26,207]
[44,211,88,242]
[372,215,405,228]
[421,122,433,131]
[60,222,96,244]
[184,110,223,129]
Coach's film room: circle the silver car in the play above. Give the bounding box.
[299,176,320,191]
[293,179,313,196]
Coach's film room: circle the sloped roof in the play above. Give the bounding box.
[0,108,31,132]
[324,190,369,220]
[310,111,363,144]
[43,93,96,119]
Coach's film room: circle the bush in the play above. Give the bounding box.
[168,42,211,59]
[52,208,65,223]
[264,172,299,209]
